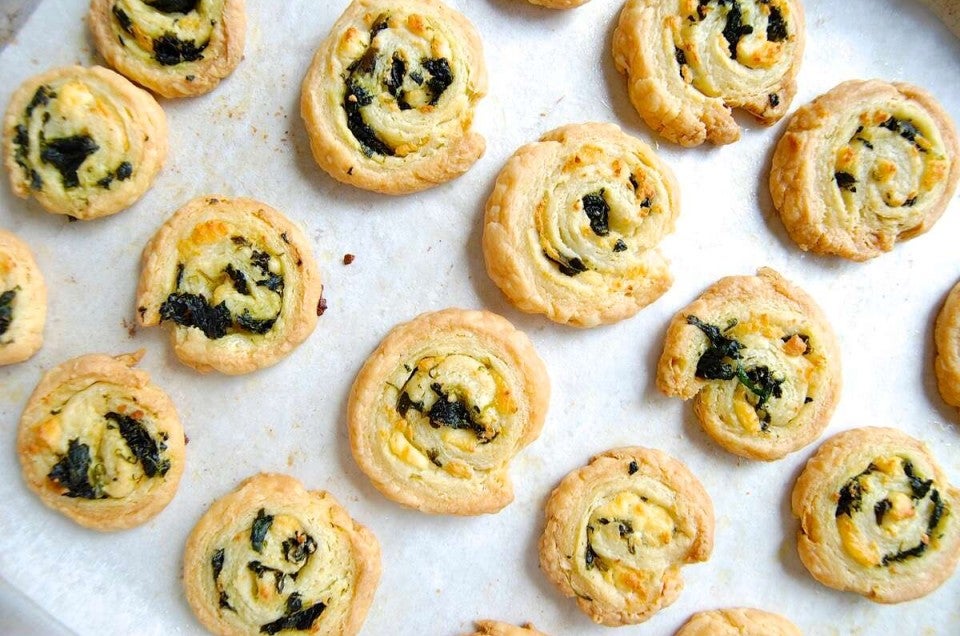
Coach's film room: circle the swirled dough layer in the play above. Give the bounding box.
[770,80,960,260]
[137,196,322,375]
[2,65,167,219]
[612,0,804,146]
[483,122,679,327]
[935,279,960,415]
[88,0,246,98]
[349,308,549,515]
[300,0,487,194]
[0,229,46,365]
[183,473,381,635]
[17,351,185,530]
[792,427,960,603]
[657,267,841,460]
[539,447,714,626]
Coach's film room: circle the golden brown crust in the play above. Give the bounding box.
[16,351,185,530]
[934,279,960,409]
[300,0,487,194]
[137,195,322,375]
[2,65,167,219]
[675,608,802,636]
[483,122,680,327]
[527,0,591,8]
[348,308,549,515]
[88,0,246,98]
[770,80,960,261]
[612,0,805,147]
[0,229,46,365]
[656,268,841,461]
[539,447,714,626]
[791,427,960,603]
[471,621,548,636]
[183,473,381,636]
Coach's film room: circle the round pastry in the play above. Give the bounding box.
[88,0,246,98]
[674,608,801,636]
[483,122,680,327]
[656,267,840,461]
[3,65,167,220]
[612,0,804,147]
[300,0,487,194]
[935,279,960,412]
[348,308,549,515]
[183,473,381,635]
[136,196,322,375]
[471,621,548,636]
[539,447,714,626]
[770,80,960,261]
[791,427,960,603]
[526,0,590,8]
[0,229,46,365]
[16,351,185,530]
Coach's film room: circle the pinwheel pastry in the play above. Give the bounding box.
[348,308,549,515]
[470,621,548,636]
[137,196,322,375]
[88,0,246,98]
[183,473,381,635]
[16,351,185,530]
[935,279,960,414]
[483,122,680,327]
[3,65,167,220]
[539,447,713,626]
[657,268,840,461]
[770,80,960,260]
[792,427,960,603]
[526,0,591,8]
[612,0,804,146]
[674,608,801,636]
[0,229,46,365]
[300,0,487,194]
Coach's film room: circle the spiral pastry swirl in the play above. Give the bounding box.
[16,351,185,530]
[0,229,46,365]
[300,0,487,194]
[137,196,322,375]
[484,123,679,327]
[771,80,960,261]
[183,473,381,636]
[792,427,960,603]
[675,608,802,636]
[934,279,960,415]
[2,66,167,220]
[539,447,714,626]
[657,268,841,460]
[88,0,246,98]
[612,0,804,146]
[349,308,549,515]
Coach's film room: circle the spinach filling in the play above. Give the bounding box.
[879,116,926,152]
[836,459,947,566]
[766,6,788,41]
[145,0,200,13]
[396,381,497,443]
[686,315,786,428]
[0,289,16,337]
[674,46,688,78]
[281,532,318,565]
[259,600,326,635]
[582,190,610,237]
[96,161,133,189]
[211,548,235,611]
[153,33,207,66]
[341,15,455,155]
[104,411,170,478]
[251,508,274,553]
[835,171,857,193]
[40,135,100,189]
[112,6,134,34]
[159,292,232,339]
[543,250,588,277]
[48,438,106,499]
[721,1,753,59]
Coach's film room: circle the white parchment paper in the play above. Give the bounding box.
[1,1,959,634]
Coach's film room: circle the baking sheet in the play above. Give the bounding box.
[1,1,959,634]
